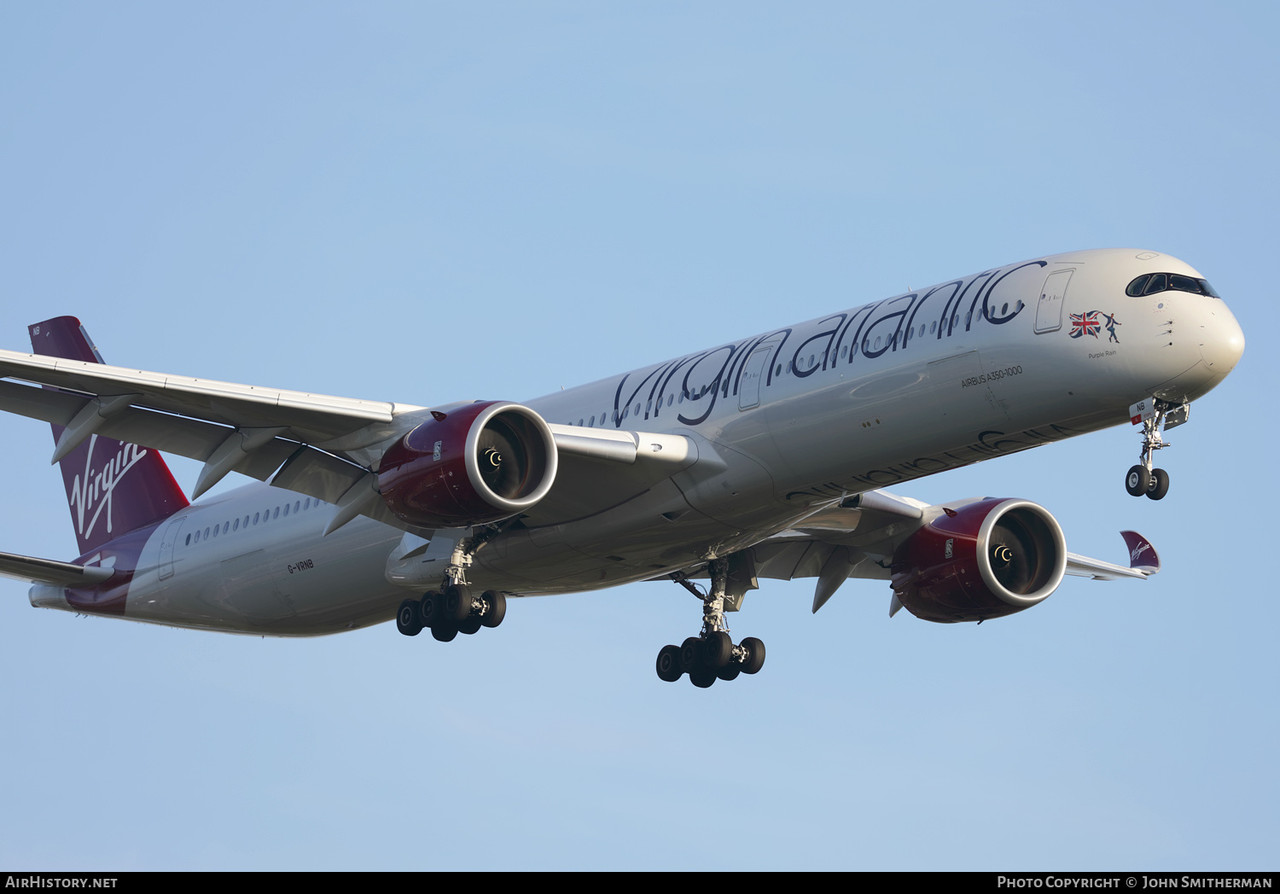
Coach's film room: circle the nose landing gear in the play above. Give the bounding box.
[1125,398,1188,501]
[1125,464,1170,500]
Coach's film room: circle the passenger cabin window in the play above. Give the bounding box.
[1126,272,1220,298]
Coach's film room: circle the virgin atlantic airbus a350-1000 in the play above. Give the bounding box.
[0,249,1245,686]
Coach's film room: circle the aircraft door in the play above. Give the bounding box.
[738,338,782,411]
[157,517,185,580]
[1035,270,1073,334]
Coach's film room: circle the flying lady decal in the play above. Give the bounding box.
[1070,310,1120,342]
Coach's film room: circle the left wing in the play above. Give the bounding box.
[739,490,1159,617]
[1065,530,1160,579]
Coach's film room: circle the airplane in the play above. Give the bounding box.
[0,248,1245,687]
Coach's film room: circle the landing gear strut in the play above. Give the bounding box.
[656,556,765,687]
[1125,399,1186,501]
[395,531,508,640]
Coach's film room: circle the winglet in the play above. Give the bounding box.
[1065,530,1161,580]
[1120,530,1161,575]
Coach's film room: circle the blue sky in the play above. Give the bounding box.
[0,1,1274,871]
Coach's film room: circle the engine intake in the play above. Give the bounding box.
[891,498,1066,623]
[377,401,557,528]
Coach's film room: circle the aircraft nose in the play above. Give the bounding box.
[1150,294,1245,403]
[1198,301,1245,380]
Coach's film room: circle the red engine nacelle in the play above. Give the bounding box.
[377,401,558,528]
[890,498,1067,623]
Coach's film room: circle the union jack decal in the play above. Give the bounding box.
[1070,311,1101,339]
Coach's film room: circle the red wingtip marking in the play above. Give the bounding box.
[1120,530,1160,574]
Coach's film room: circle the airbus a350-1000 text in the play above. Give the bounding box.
[0,249,1245,686]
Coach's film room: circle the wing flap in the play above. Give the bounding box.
[0,353,438,534]
[1,346,712,535]
[0,378,311,485]
[265,445,434,536]
[0,347,421,444]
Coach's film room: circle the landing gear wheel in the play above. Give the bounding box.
[431,623,458,643]
[1146,468,1170,501]
[688,665,717,688]
[419,591,441,626]
[716,662,742,682]
[1126,465,1150,497]
[679,637,704,673]
[480,590,506,628]
[656,645,683,682]
[396,599,423,636]
[458,615,483,635]
[703,631,733,669]
[444,585,473,623]
[740,637,766,675]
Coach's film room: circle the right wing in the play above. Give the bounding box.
[0,337,696,534]
[0,343,429,530]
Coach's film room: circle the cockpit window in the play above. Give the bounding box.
[1126,272,1220,298]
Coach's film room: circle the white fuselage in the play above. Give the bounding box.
[31,249,1245,634]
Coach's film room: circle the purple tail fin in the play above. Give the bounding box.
[29,316,189,554]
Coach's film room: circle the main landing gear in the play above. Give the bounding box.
[396,586,506,640]
[394,533,506,641]
[656,557,766,688]
[1125,399,1187,501]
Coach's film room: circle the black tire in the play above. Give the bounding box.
[680,636,704,672]
[716,662,742,682]
[703,631,733,669]
[656,645,683,682]
[481,590,507,628]
[431,622,458,643]
[420,591,441,626]
[688,665,717,688]
[1146,467,1170,500]
[458,615,483,635]
[740,637,766,675]
[444,585,473,623]
[396,599,423,637]
[1126,465,1150,497]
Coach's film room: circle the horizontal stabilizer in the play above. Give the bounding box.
[0,550,112,587]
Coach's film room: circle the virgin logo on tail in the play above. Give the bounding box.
[69,434,150,540]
